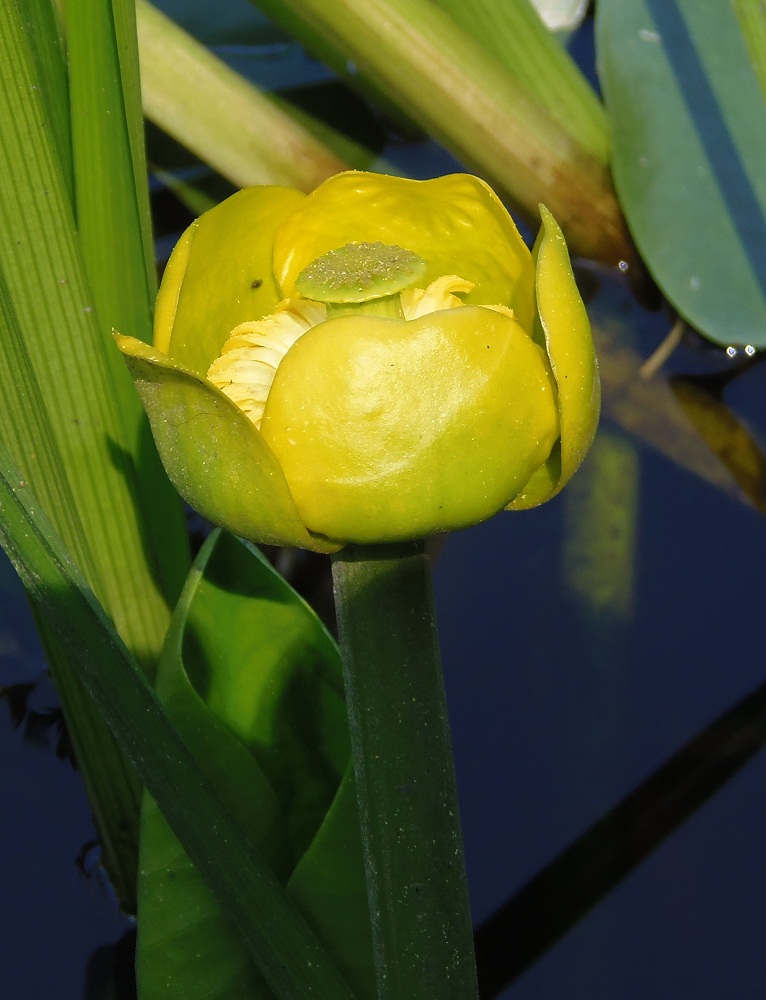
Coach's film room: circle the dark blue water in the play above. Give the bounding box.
[0,593,130,999]
[437,437,766,998]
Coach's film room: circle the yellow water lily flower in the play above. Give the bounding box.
[116,171,599,552]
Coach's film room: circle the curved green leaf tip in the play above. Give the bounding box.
[138,530,374,999]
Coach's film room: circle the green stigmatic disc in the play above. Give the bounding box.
[294,241,428,303]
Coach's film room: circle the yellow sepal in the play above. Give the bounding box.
[115,334,342,553]
[508,205,600,509]
[155,186,305,376]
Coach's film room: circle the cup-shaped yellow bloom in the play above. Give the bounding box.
[117,172,599,552]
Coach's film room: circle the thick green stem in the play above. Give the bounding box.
[331,541,478,998]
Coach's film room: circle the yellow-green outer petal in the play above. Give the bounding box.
[154,222,193,356]
[509,204,599,509]
[115,335,341,553]
[273,172,536,331]
[260,308,558,542]
[156,186,305,376]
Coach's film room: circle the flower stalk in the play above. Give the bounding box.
[332,541,478,998]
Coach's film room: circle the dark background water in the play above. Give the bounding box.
[3,3,766,997]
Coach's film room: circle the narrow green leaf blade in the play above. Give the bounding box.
[65,0,192,617]
[112,0,158,297]
[597,0,766,346]
[0,0,189,668]
[0,453,355,1000]
[0,0,187,908]
[66,0,156,334]
[23,0,73,202]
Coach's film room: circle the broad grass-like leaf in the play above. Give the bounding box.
[597,0,766,347]
[67,0,157,337]
[22,0,72,199]
[0,261,143,906]
[0,454,355,999]
[0,0,189,907]
[138,530,373,999]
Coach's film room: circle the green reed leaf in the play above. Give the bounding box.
[0,0,190,907]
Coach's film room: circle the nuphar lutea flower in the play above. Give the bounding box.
[116,172,599,552]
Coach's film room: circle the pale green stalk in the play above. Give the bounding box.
[332,543,477,998]
[136,0,350,190]
[257,0,632,263]
[431,0,607,164]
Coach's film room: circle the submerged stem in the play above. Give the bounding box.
[331,541,478,998]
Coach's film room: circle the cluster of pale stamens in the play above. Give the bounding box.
[207,267,514,430]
